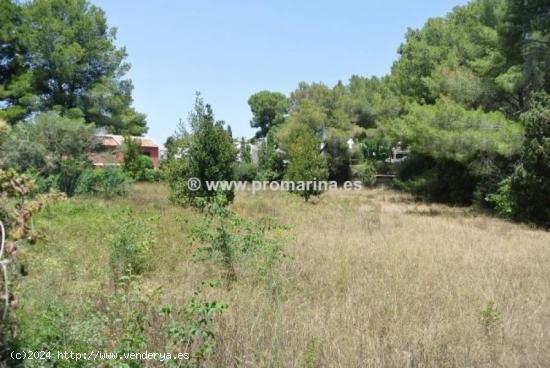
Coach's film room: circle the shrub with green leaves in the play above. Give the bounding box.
[110,217,152,279]
[0,112,96,198]
[75,167,132,197]
[0,112,94,175]
[353,160,377,187]
[486,177,515,218]
[191,193,286,288]
[122,136,156,181]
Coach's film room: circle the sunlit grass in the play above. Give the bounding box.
[16,183,550,367]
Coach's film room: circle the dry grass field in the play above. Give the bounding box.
[16,183,550,367]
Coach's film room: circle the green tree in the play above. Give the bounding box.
[507,92,550,225]
[389,0,550,117]
[248,91,288,138]
[0,0,147,134]
[167,94,236,207]
[122,136,153,180]
[0,111,94,173]
[382,100,523,203]
[0,0,33,123]
[499,0,550,111]
[276,82,358,183]
[0,111,95,195]
[344,75,402,129]
[285,126,329,202]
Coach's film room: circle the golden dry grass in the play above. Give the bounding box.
[216,188,550,367]
[20,183,550,367]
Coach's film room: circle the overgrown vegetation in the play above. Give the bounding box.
[75,167,133,197]
[1,0,550,366]
[122,136,157,182]
[10,183,550,366]
[0,166,64,360]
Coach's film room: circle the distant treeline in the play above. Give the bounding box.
[232,0,549,225]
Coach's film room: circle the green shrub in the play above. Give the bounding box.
[354,161,377,187]
[394,168,436,196]
[76,167,132,197]
[486,178,515,218]
[191,194,286,289]
[29,172,59,194]
[233,161,257,182]
[395,154,478,205]
[57,159,85,196]
[110,217,152,279]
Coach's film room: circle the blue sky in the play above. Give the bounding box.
[93,0,469,145]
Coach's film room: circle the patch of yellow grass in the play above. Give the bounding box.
[223,188,550,367]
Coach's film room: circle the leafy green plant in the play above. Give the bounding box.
[164,280,228,367]
[191,195,237,283]
[76,167,132,197]
[122,136,156,181]
[355,160,377,187]
[486,178,515,218]
[110,217,152,280]
[480,300,502,340]
[299,337,321,368]
[191,194,286,289]
[57,159,86,196]
[110,274,156,368]
[24,169,59,194]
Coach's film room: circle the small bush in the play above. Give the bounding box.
[110,217,152,279]
[354,161,377,187]
[76,167,132,197]
[480,301,501,328]
[233,161,257,182]
[57,159,85,196]
[486,178,515,218]
[395,154,477,204]
[29,173,59,194]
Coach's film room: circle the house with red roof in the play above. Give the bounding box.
[89,134,160,169]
